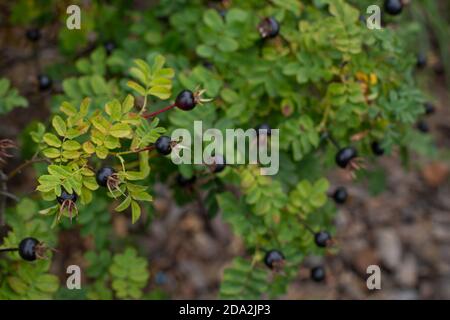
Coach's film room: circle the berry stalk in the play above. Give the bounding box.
[0,247,18,253]
[142,103,176,119]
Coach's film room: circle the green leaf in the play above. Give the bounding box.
[204,9,224,31]
[110,123,132,138]
[131,200,141,223]
[218,37,239,52]
[105,99,122,121]
[147,86,171,100]
[96,146,109,159]
[62,140,81,151]
[43,133,62,148]
[60,102,77,116]
[122,95,135,113]
[116,196,132,212]
[42,148,61,158]
[52,116,67,137]
[127,81,146,96]
[7,277,28,294]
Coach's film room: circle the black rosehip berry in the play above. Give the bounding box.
[416,120,429,133]
[424,102,435,115]
[96,167,116,187]
[37,74,52,91]
[175,90,196,111]
[258,17,280,39]
[18,237,39,261]
[335,147,357,168]
[57,189,78,205]
[416,53,427,69]
[264,250,285,270]
[256,123,272,136]
[314,231,332,248]
[176,174,196,187]
[384,0,403,16]
[155,135,172,155]
[212,154,226,173]
[25,28,41,42]
[332,187,348,204]
[104,41,116,55]
[371,141,385,156]
[311,266,326,282]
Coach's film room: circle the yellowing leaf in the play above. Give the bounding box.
[110,123,131,138]
[52,116,67,137]
[131,200,141,224]
[62,140,81,151]
[42,148,61,158]
[43,133,62,147]
[82,141,95,154]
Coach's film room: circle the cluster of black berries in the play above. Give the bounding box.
[263,230,331,282]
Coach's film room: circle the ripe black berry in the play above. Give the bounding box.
[416,53,427,69]
[104,41,116,55]
[37,75,52,91]
[175,90,196,111]
[332,187,348,204]
[264,250,285,270]
[310,266,326,282]
[212,154,226,173]
[256,123,272,136]
[25,28,41,42]
[335,147,357,169]
[258,17,280,39]
[57,189,78,205]
[424,102,435,115]
[416,120,429,133]
[371,141,385,156]
[18,237,39,261]
[384,0,403,16]
[155,136,172,155]
[314,231,331,248]
[176,174,196,187]
[96,167,116,187]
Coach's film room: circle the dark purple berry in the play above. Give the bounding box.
[264,250,284,270]
[57,189,78,205]
[96,167,116,187]
[256,123,272,136]
[104,41,116,55]
[212,154,226,173]
[18,237,39,261]
[416,120,429,133]
[335,147,357,168]
[314,231,331,248]
[416,53,427,69]
[332,187,348,204]
[175,90,196,111]
[258,17,280,39]
[37,74,52,91]
[384,0,403,16]
[371,141,385,156]
[25,28,41,42]
[424,102,435,115]
[176,174,196,187]
[311,266,326,282]
[155,136,172,155]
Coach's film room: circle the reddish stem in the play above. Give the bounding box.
[142,103,176,119]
